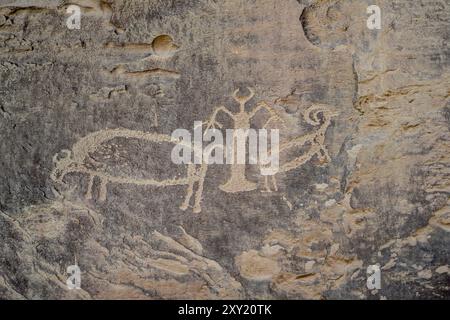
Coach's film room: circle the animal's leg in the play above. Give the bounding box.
[193,164,207,213]
[85,175,94,200]
[261,176,272,193]
[180,165,195,211]
[318,146,331,163]
[99,178,108,202]
[271,175,279,192]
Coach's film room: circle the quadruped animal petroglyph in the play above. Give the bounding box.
[260,104,336,192]
[50,89,336,213]
[51,129,208,213]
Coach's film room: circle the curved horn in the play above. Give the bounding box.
[304,104,332,126]
[61,149,72,158]
[232,87,255,105]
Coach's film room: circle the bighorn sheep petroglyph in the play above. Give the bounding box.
[51,128,208,213]
[261,104,336,192]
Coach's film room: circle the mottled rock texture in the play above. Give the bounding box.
[0,0,449,299]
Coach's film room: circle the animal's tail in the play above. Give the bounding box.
[51,149,72,183]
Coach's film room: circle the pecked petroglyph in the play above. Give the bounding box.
[51,128,209,213]
[51,89,337,214]
[203,88,336,193]
[203,87,281,193]
[260,104,336,192]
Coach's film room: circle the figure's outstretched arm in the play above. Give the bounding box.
[204,106,235,131]
[250,101,284,128]
[213,105,235,119]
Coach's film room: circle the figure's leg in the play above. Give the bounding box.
[261,176,272,193]
[323,147,331,162]
[271,175,278,192]
[193,164,207,213]
[180,165,196,211]
[318,146,331,163]
[85,175,94,200]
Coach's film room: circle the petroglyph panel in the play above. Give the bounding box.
[0,0,449,300]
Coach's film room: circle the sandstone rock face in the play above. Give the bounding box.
[0,0,449,299]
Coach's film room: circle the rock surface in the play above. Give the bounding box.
[0,0,449,299]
